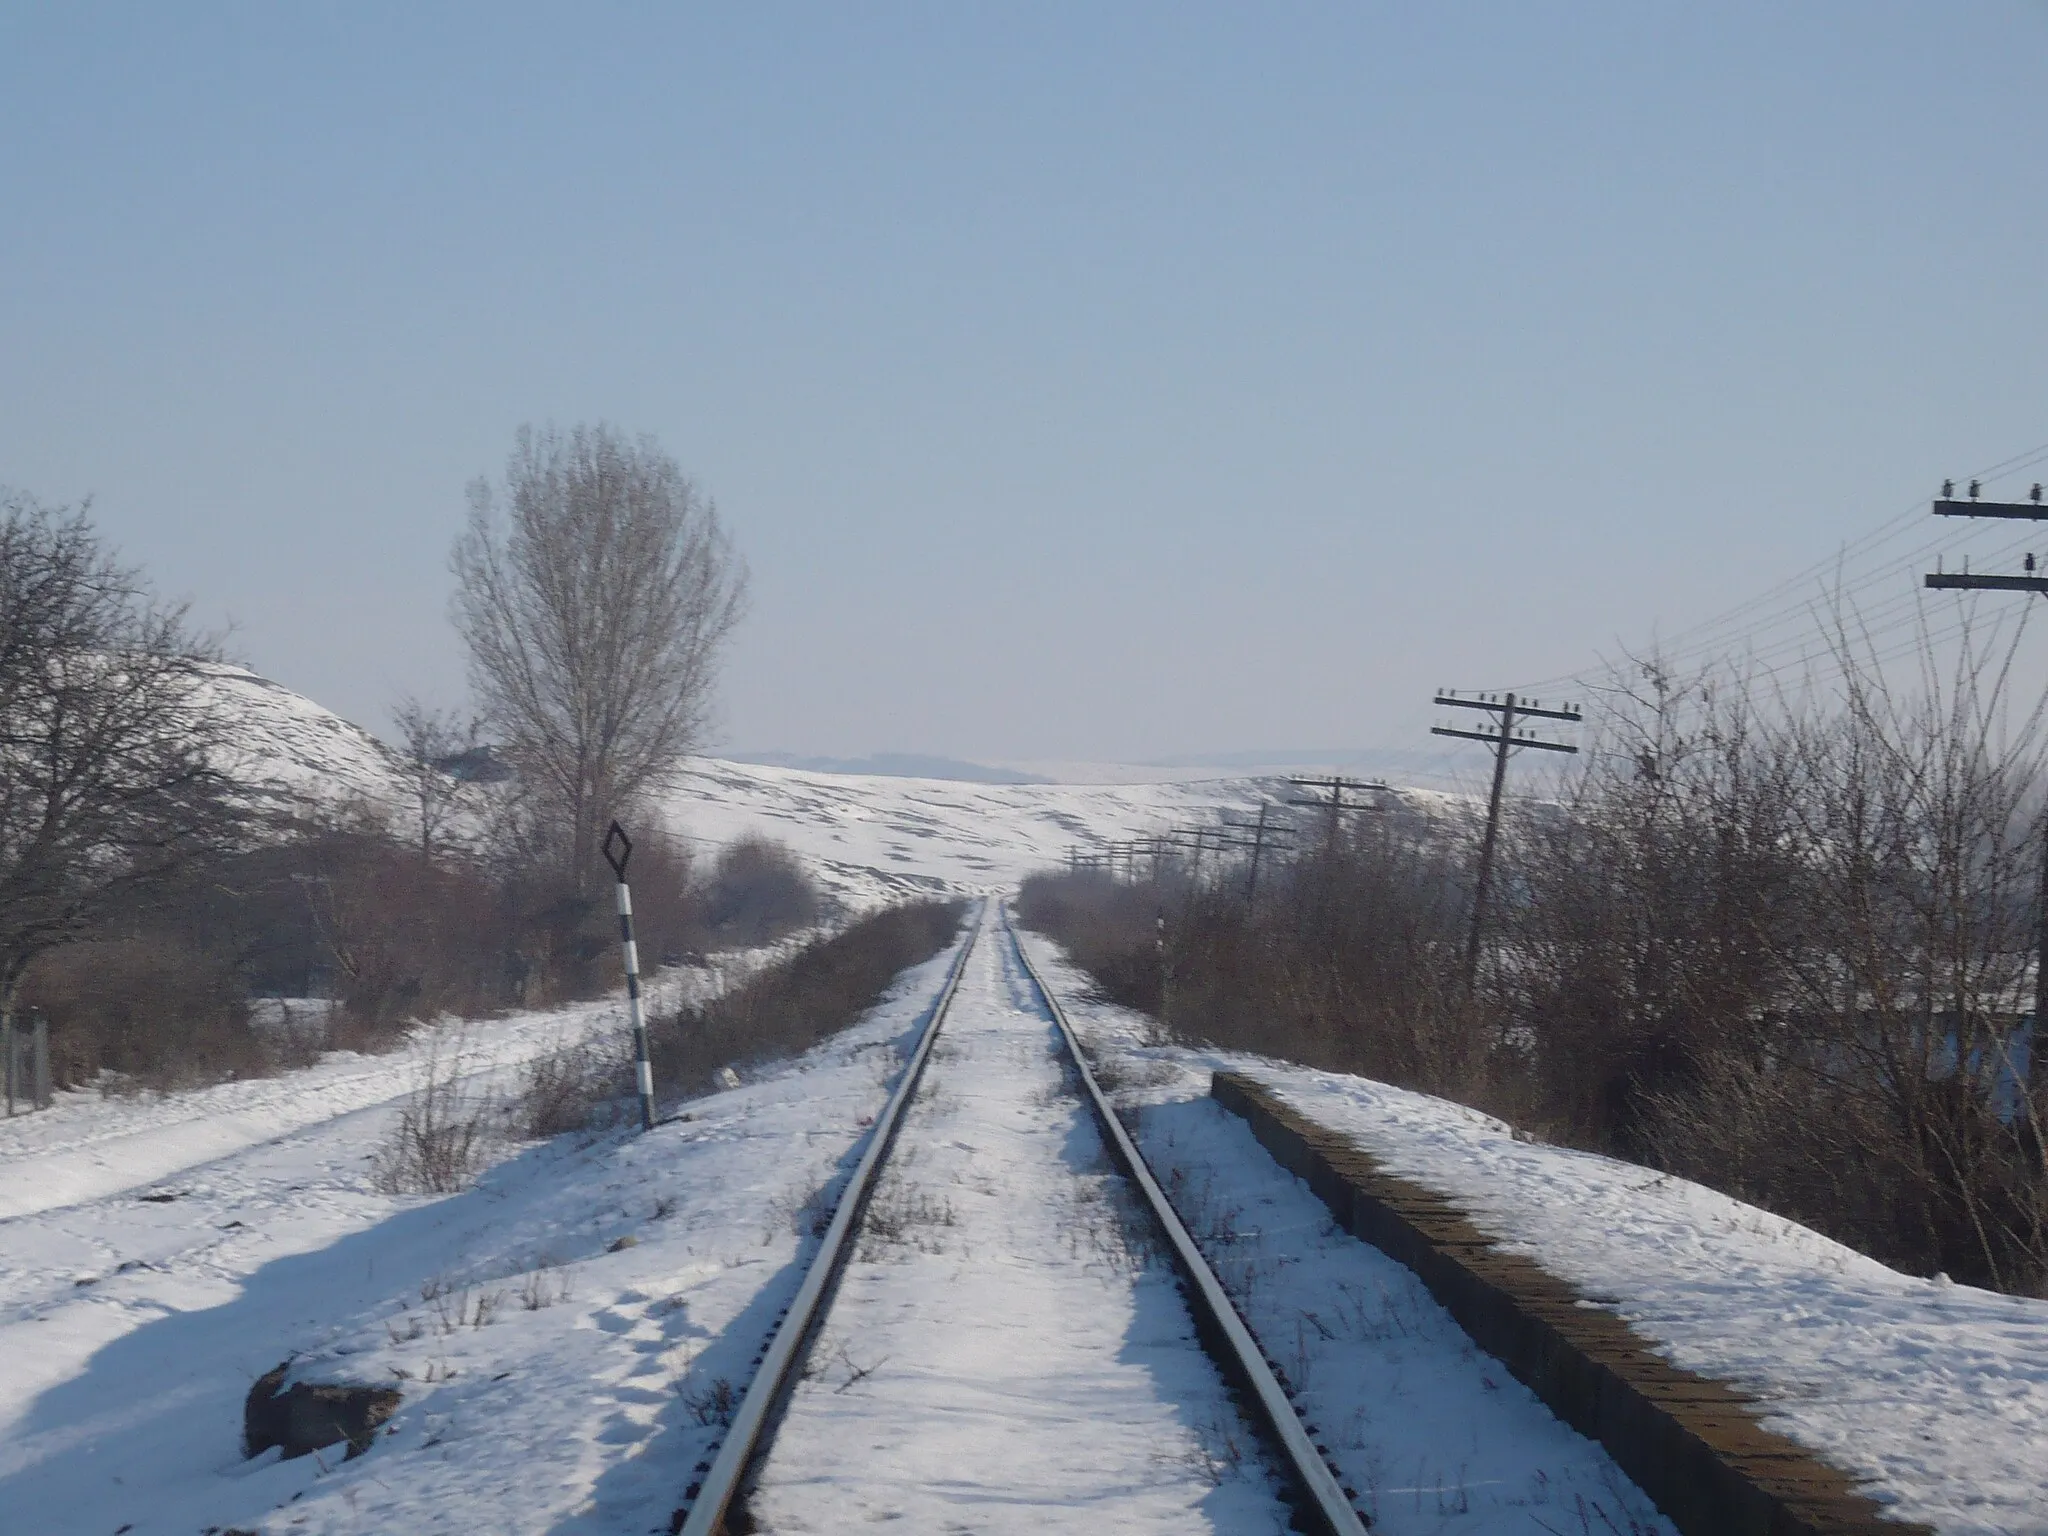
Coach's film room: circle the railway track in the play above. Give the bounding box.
[673,899,1371,1536]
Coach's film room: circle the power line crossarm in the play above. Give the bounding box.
[1430,725,1580,753]
[1934,498,2048,521]
[1925,574,2048,594]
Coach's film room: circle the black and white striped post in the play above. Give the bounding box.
[603,821,657,1132]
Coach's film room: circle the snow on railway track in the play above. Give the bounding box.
[684,905,1377,1534]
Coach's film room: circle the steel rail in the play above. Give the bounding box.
[1004,906,1373,1536]
[675,899,984,1536]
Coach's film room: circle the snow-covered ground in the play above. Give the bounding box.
[0,964,733,1226]
[4,895,1680,1536]
[19,663,2019,1533]
[0,1008,576,1225]
[1016,927,2048,1536]
[0,936,969,1535]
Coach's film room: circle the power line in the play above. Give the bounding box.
[1284,776,1388,859]
[1495,438,2048,697]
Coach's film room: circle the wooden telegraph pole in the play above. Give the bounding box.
[1222,804,1295,906]
[1432,690,1581,992]
[1923,479,2048,1109]
[1284,776,1388,858]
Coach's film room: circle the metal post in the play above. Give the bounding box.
[603,821,657,1132]
[3,1012,14,1117]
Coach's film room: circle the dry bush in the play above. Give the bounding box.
[695,835,822,949]
[648,899,963,1104]
[1012,870,1162,1014]
[515,1027,634,1137]
[373,1034,495,1193]
[613,827,699,967]
[1505,650,2048,1289]
[1017,817,1510,1116]
[301,829,523,1033]
[1024,631,2048,1293]
[23,936,264,1092]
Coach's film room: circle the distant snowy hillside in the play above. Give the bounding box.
[656,759,1289,908]
[200,664,412,817]
[200,666,1458,908]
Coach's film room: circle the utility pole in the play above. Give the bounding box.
[1165,824,1265,892]
[1922,480,2048,1114]
[1238,804,1273,905]
[1222,804,1295,906]
[1136,835,1170,884]
[1067,844,1112,876]
[1432,689,1581,993]
[1285,776,1389,858]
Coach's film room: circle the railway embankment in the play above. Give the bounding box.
[1212,1071,1929,1536]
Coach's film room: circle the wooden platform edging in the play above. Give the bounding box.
[1209,1072,1929,1536]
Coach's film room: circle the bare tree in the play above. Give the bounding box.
[451,424,746,890]
[390,696,482,865]
[0,492,240,1031]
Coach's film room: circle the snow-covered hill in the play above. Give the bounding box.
[201,664,413,818]
[654,758,1286,908]
[202,665,1455,908]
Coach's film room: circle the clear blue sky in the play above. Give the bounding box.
[4,3,2045,762]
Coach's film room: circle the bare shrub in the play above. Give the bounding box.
[517,1257,571,1311]
[373,1035,495,1194]
[1508,646,2048,1290]
[24,936,262,1092]
[613,827,699,967]
[295,826,518,1035]
[648,898,963,1104]
[857,1169,957,1259]
[769,1178,838,1242]
[696,835,822,948]
[426,1286,503,1331]
[516,1027,633,1137]
[1017,813,1511,1117]
[1024,621,2048,1293]
[679,1376,737,1427]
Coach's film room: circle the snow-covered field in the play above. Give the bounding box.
[2,895,1675,1536]
[0,1007,580,1225]
[0,938,968,1535]
[1017,927,2048,1536]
